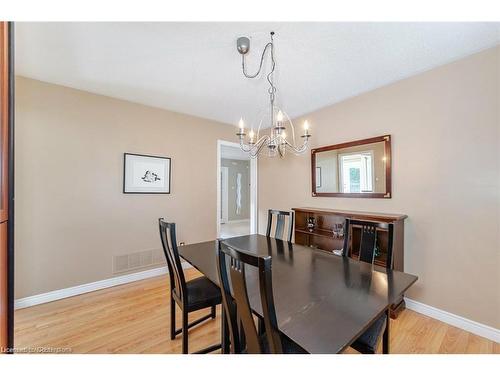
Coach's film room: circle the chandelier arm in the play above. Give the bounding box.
[238,141,253,153]
[253,135,270,149]
[249,135,271,157]
[284,138,309,154]
[240,135,269,154]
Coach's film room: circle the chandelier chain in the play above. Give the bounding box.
[241,33,277,102]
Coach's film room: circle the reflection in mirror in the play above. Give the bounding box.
[316,141,385,193]
[312,135,391,198]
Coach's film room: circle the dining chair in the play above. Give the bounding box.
[216,241,307,354]
[266,209,294,242]
[158,219,222,354]
[342,218,394,354]
[342,219,394,269]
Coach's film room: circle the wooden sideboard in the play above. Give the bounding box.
[292,207,408,318]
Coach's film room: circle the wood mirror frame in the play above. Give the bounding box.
[311,135,392,198]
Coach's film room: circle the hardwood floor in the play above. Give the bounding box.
[219,220,251,239]
[14,268,499,354]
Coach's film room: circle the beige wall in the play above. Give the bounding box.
[15,77,235,299]
[258,47,500,328]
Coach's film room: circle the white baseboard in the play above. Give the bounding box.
[14,263,193,310]
[405,298,500,343]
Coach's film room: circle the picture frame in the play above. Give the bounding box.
[123,153,171,194]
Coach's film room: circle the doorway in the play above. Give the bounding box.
[216,140,257,238]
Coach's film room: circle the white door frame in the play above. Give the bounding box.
[216,140,258,237]
[220,167,229,224]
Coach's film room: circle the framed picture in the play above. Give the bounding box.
[123,153,171,194]
[316,167,322,188]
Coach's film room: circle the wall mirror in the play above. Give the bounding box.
[311,135,392,198]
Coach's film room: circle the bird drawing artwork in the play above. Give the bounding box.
[141,170,161,183]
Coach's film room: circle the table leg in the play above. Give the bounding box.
[383,308,390,354]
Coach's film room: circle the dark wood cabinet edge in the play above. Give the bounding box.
[6,22,14,351]
[390,298,406,319]
[292,207,407,222]
[0,21,14,353]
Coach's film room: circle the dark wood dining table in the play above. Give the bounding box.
[179,234,418,354]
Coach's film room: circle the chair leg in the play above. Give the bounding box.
[221,307,230,354]
[170,296,176,340]
[211,305,216,319]
[382,309,390,354]
[193,343,222,354]
[257,316,265,335]
[182,310,189,354]
[238,318,246,350]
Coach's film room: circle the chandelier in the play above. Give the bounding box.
[235,32,311,158]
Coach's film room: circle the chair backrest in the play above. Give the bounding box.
[158,219,187,302]
[217,241,282,354]
[266,209,294,242]
[342,218,394,268]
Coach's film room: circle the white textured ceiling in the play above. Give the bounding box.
[15,22,500,127]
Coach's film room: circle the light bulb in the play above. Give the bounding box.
[249,129,255,139]
[281,131,287,139]
[277,110,284,122]
[304,120,309,131]
[238,118,244,130]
